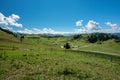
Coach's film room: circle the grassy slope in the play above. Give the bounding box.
[0,30,120,80]
[0,30,18,41]
[0,50,120,80]
[79,40,120,55]
[66,38,120,55]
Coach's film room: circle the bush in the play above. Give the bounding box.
[114,39,120,42]
[86,33,120,43]
[64,42,71,49]
[73,34,82,40]
[20,35,24,42]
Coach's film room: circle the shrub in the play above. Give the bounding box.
[114,39,120,43]
[64,42,71,49]
[20,35,24,42]
[73,34,82,40]
[86,33,120,43]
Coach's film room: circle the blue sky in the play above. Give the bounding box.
[0,0,120,34]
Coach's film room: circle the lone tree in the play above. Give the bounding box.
[64,42,70,49]
[20,35,24,42]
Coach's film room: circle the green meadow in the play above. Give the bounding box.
[0,29,120,80]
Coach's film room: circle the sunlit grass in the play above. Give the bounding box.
[0,49,120,80]
[0,31,120,80]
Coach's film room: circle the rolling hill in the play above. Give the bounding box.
[0,27,19,42]
[0,27,120,80]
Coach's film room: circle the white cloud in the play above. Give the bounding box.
[42,28,55,33]
[74,20,102,33]
[76,20,83,26]
[2,27,13,31]
[105,22,118,27]
[105,22,120,32]
[17,20,120,34]
[17,28,33,34]
[39,28,72,34]
[11,14,20,20]
[17,28,73,34]
[74,28,86,34]
[86,20,101,31]
[0,12,23,28]
[0,13,8,26]
[33,28,55,34]
[6,14,23,27]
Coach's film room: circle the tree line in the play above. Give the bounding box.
[73,33,120,43]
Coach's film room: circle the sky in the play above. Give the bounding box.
[0,0,120,34]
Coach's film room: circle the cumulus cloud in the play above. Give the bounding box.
[19,20,119,34]
[74,28,86,34]
[0,12,23,28]
[0,13,8,26]
[105,22,120,31]
[6,14,22,27]
[17,28,30,34]
[105,22,118,27]
[105,22,120,33]
[86,20,101,31]
[42,28,55,33]
[17,28,72,34]
[74,20,103,33]
[76,20,83,26]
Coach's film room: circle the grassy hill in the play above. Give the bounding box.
[0,27,20,43]
[70,33,120,55]
[0,29,120,80]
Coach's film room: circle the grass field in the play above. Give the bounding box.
[0,30,120,80]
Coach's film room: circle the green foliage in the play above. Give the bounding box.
[0,51,8,60]
[41,34,64,38]
[27,36,41,39]
[0,70,6,76]
[86,33,120,43]
[73,34,82,40]
[0,29,120,80]
[58,68,75,75]
[76,70,92,80]
[64,42,71,49]
[20,35,24,42]
[114,38,120,43]
[12,60,24,69]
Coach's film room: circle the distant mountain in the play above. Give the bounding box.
[42,33,64,37]
[41,33,120,37]
[113,33,120,38]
